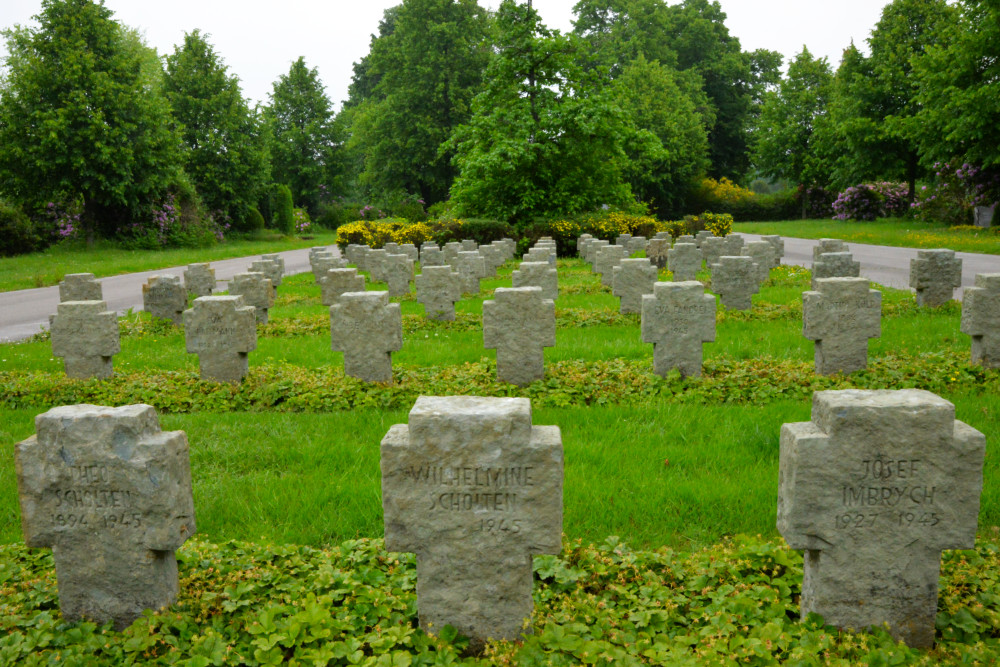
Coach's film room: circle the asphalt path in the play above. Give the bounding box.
[0,245,335,342]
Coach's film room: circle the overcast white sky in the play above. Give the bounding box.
[1,0,888,109]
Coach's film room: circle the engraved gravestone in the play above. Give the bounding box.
[960,273,1000,369]
[742,241,776,285]
[613,258,657,314]
[142,275,186,325]
[778,389,985,647]
[483,287,556,386]
[512,261,558,301]
[461,239,478,251]
[59,273,102,302]
[330,291,402,383]
[667,242,701,281]
[184,296,257,382]
[647,238,670,269]
[312,252,349,282]
[420,244,445,267]
[710,256,759,310]
[384,253,415,297]
[183,263,216,297]
[641,281,716,377]
[455,251,487,296]
[803,277,881,375]
[701,235,726,269]
[443,242,463,266]
[761,235,784,267]
[479,244,503,279]
[910,248,962,306]
[320,268,366,307]
[381,396,562,648]
[812,238,849,261]
[416,266,462,321]
[250,259,282,294]
[812,251,860,289]
[228,272,273,324]
[50,301,120,379]
[594,244,627,287]
[16,404,196,630]
[367,249,389,283]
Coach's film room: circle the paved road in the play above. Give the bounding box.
[0,245,337,342]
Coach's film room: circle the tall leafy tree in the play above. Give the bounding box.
[164,30,269,230]
[0,0,181,240]
[449,0,632,222]
[266,57,340,212]
[752,47,833,214]
[348,0,490,204]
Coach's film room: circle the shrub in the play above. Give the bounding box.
[431,218,514,247]
[359,204,386,221]
[524,212,657,256]
[687,177,799,221]
[831,182,908,222]
[0,200,42,256]
[315,199,362,230]
[391,194,428,222]
[912,162,1000,226]
[393,222,435,247]
[661,220,686,240]
[334,219,412,249]
[272,184,294,234]
[118,187,218,249]
[293,208,311,235]
[246,207,266,232]
[702,212,734,237]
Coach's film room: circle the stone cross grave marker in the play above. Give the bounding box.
[310,245,329,264]
[384,253,414,297]
[647,238,670,269]
[812,251,860,289]
[420,244,444,267]
[761,235,784,267]
[742,241,775,285]
[667,242,701,281]
[381,396,562,648]
[183,263,216,297]
[498,238,516,261]
[613,258,657,314]
[455,250,487,296]
[367,249,389,283]
[330,291,402,383]
[343,244,366,267]
[184,295,257,382]
[261,253,285,276]
[443,242,462,266]
[320,268,366,307]
[960,273,1000,369]
[803,277,881,375]
[615,233,632,248]
[576,233,594,256]
[578,238,596,264]
[812,238,849,261]
[16,403,196,630]
[142,275,186,325]
[627,236,647,256]
[641,281,716,377]
[676,234,695,245]
[461,239,478,251]
[512,261,558,301]
[384,242,400,255]
[722,234,744,257]
[483,287,556,386]
[594,244,627,287]
[586,239,609,267]
[701,235,726,268]
[910,248,962,306]
[479,244,503,278]
[400,244,419,263]
[59,273,102,302]
[710,256,759,310]
[416,266,462,321]
[695,230,713,247]
[50,301,120,379]
[778,389,985,647]
[525,246,555,266]
[228,272,273,324]
[312,252,348,282]
[250,259,281,296]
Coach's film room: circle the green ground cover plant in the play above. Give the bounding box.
[737,219,1000,255]
[0,231,338,293]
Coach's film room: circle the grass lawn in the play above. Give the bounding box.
[737,218,1000,255]
[0,230,339,293]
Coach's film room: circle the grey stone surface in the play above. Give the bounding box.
[384,242,400,255]
[228,272,273,324]
[461,239,478,251]
[742,241,776,285]
[803,278,881,375]
[586,239,609,267]
[419,245,445,267]
[701,236,726,268]
[455,251,487,295]
[498,238,517,261]
[667,242,701,281]
[344,244,367,268]
[910,249,962,306]
[330,291,402,383]
[400,243,419,263]
[384,253,415,297]
[641,281,716,377]
[50,301,120,379]
[366,249,389,283]
[576,233,594,255]
[812,252,861,289]
[647,238,670,269]
[416,266,462,321]
[960,273,1000,368]
[594,244,627,287]
[261,254,286,276]
[184,295,257,383]
[479,244,503,278]
[676,234,695,245]
[812,238,849,261]
[722,234,744,257]
[59,273,102,303]
[627,236,647,256]
[615,233,632,248]
[710,256,759,310]
[653,232,671,240]
[319,268,366,307]
[777,389,985,647]
[483,287,556,386]
[525,247,556,266]
[381,396,562,648]
[142,275,187,325]
[16,404,196,630]
[512,261,558,301]
[312,252,349,282]
[695,230,713,247]
[613,258,657,314]
[761,235,785,267]
[974,204,995,228]
[443,242,462,266]
[183,263,216,297]
[250,259,282,293]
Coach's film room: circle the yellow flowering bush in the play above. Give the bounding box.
[695,177,756,206]
[392,222,434,246]
[335,219,408,249]
[702,212,734,237]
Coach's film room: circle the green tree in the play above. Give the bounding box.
[752,47,833,215]
[266,57,341,212]
[164,30,269,231]
[449,0,632,222]
[347,0,490,205]
[0,0,181,241]
[572,0,677,74]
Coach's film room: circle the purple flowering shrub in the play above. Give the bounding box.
[911,162,1000,226]
[831,182,909,221]
[293,208,311,234]
[120,191,219,248]
[44,200,83,240]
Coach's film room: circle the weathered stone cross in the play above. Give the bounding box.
[330,291,402,383]
[483,287,556,386]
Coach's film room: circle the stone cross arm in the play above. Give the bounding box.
[330,293,402,354]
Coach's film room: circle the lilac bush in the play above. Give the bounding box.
[831,182,909,221]
[911,162,1000,226]
[45,200,82,240]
